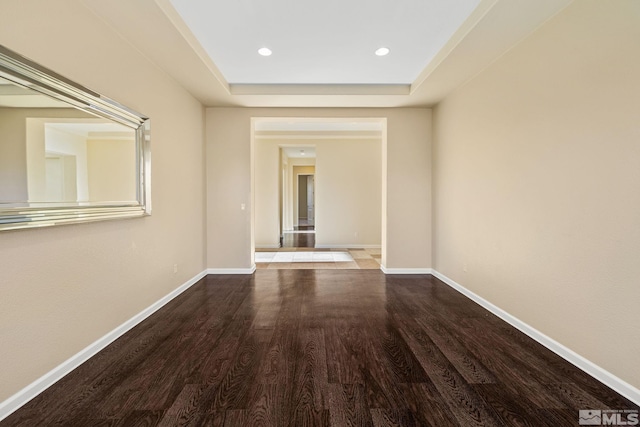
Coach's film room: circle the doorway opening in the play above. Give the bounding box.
[279,173,315,248]
[251,117,387,269]
[278,146,316,248]
[297,174,314,228]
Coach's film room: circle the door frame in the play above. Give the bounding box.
[250,117,388,268]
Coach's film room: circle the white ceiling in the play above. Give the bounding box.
[84,0,573,107]
[254,118,384,143]
[46,122,134,139]
[0,77,69,108]
[168,0,481,85]
[282,146,316,159]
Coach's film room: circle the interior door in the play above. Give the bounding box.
[307,175,314,224]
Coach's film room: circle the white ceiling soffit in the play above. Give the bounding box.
[255,119,383,140]
[84,0,572,108]
[167,0,482,86]
[254,120,383,132]
[0,78,70,108]
[46,122,134,139]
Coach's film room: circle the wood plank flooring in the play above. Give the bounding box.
[2,270,637,426]
[282,232,315,248]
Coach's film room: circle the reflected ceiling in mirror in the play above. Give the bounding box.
[0,45,150,231]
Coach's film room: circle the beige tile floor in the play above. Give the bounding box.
[255,248,381,270]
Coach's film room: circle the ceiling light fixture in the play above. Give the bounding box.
[375,47,390,56]
[258,47,272,57]
[300,150,305,156]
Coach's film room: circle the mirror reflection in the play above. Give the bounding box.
[0,76,137,207]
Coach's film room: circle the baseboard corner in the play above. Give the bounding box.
[0,269,208,423]
[430,269,640,407]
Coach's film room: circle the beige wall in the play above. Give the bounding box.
[0,1,206,402]
[207,108,431,270]
[433,0,640,389]
[254,140,281,247]
[315,139,381,247]
[0,108,28,201]
[87,138,137,202]
[206,110,253,267]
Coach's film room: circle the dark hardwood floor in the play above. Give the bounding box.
[3,271,637,426]
[282,232,315,248]
[294,225,315,231]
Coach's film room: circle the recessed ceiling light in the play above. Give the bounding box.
[258,47,272,57]
[375,47,390,56]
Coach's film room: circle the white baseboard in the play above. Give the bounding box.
[255,244,281,249]
[431,270,640,407]
[315,244,381,249]
[207,265,256,275]
[381,266,433,275]
[0,269,208,423]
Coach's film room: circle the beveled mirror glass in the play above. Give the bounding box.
[0,45,150,231]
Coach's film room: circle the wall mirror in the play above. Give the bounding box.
[0,44,150,231]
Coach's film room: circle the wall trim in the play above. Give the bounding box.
[315,244,382,249]
[381,266,434,275]
[431,270,640,407]
[255,245,281,249]
[0,269,208,423]
[207,265,257,275]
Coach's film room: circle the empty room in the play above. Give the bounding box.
[0,0,638,426]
